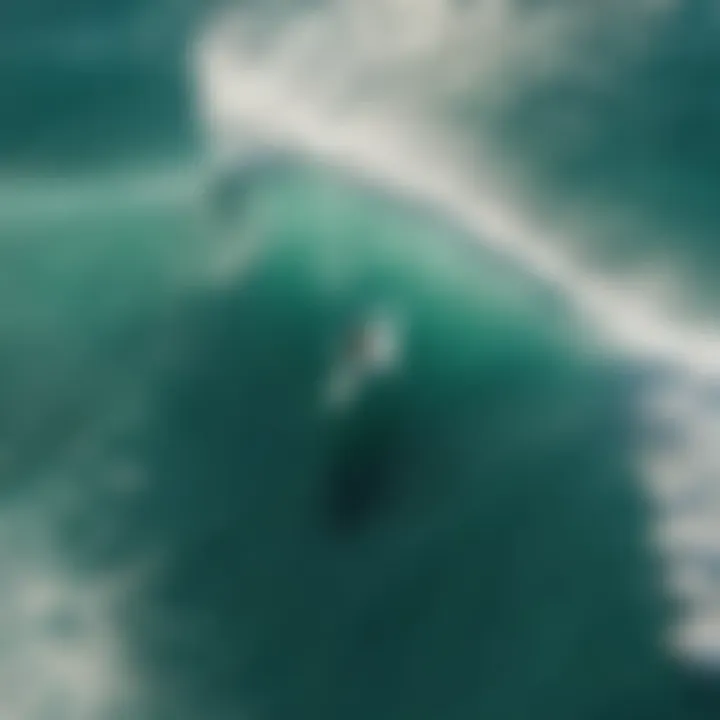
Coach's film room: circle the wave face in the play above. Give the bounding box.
[2,1,720,719]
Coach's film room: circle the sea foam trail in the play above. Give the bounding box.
[197,19,720,376]
[0,169,199,226]
[195,0,720,665]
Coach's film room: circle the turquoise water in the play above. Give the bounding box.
[2,2,720,719]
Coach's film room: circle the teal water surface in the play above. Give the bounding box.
[2,2,720,719]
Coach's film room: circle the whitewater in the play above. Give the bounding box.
[196,0,720,664]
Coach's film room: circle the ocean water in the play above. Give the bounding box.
[2,1,720,719]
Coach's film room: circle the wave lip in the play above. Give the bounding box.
[195,1,720,670]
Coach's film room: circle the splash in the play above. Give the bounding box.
[195,0,720,665]
[196,0,715,373]
[0,500,145,719]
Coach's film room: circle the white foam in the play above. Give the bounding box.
[0,509,143,719]
[195,1,718,375]
[195,0,720,665]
